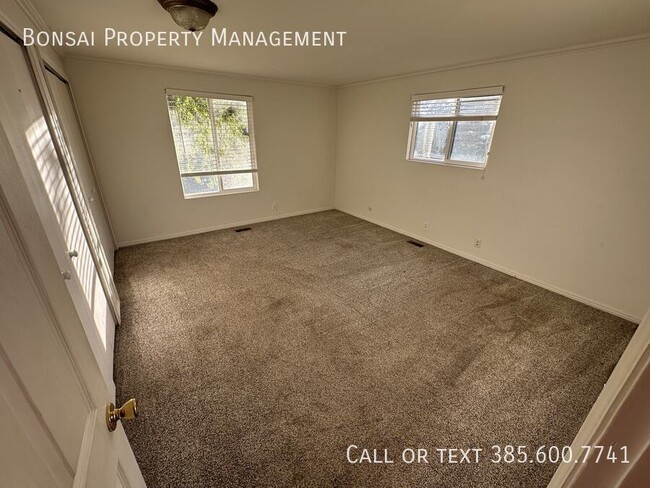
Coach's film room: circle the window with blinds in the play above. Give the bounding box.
[407,86,503,169]
[165,90,258,198]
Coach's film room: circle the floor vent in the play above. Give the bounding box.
[235,227,252,233]
[407,240,425,248]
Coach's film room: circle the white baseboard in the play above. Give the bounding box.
[337,207,641,323]
[117,207,334,248]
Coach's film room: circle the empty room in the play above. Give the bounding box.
[0,0,649,487]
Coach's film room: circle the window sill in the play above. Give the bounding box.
[407,157,487,170]
[183,187,259,200]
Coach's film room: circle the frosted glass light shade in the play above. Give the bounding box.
[158,0,218,32]
[168,5,213,31]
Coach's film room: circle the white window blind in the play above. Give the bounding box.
[165,89,258,198]
[407,86,503,168]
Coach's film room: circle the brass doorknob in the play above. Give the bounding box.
[106,399,138,432]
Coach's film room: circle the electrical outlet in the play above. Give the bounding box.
[368,206,373,212]
[272,202,278,211]
[424,221,429,230]
[474,239,482,248]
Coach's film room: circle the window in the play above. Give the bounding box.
[165,89,258,198]
[407,86,503,169]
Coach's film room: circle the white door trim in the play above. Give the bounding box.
[548,307,649,487]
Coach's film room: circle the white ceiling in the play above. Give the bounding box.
[28,0,650,85]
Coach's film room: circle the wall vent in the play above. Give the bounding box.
[407,240,424,248]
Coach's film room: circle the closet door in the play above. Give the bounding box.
[37,58,121,326]
[43,66,116,270]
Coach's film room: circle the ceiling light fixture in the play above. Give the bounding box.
[158,0,218,32]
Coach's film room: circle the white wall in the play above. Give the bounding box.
[335,40,650,321]
[65,58,337,246]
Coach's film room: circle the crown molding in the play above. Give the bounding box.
[14,0,66,58]
[340,33,650,88]
[63,53,334,88]
[14,0,48,32]
[9,1,650,88]
[64,32,650,88]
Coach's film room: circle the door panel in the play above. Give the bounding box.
[0,222,88,468]
[0,395,65,488]
[0,346,72,488]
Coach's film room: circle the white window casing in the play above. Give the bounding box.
[407,85,504,169]
[165,89,259,198]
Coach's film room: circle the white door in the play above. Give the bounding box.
[0,26,146,488]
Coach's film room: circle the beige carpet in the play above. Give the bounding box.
[114,210,636,487]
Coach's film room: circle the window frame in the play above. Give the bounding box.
[406,85,504,170]
[165,88,260,199]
